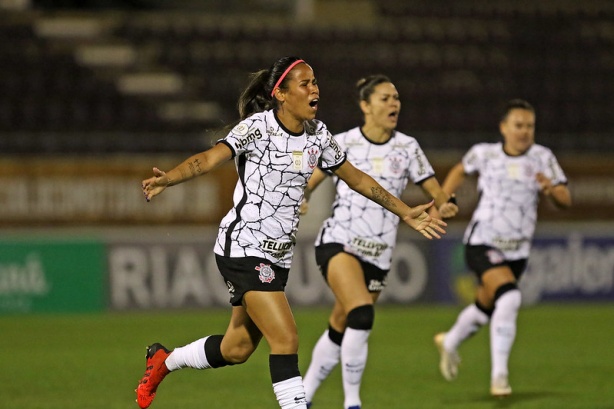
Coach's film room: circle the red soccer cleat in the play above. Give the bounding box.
[136,343,171,408]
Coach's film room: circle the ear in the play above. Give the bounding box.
[359,100,370,115]
[273,88,286,103]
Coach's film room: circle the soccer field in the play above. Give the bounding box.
[1,303,612,409]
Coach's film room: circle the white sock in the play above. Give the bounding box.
[341,328,370,409]
[444,303,490,352]
[273,376,308,409]
[303,330,341,402]
[490,289,522,380]
[164,336,211,371]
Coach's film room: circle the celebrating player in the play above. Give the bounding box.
[300,75,457,409]
[434,99,571,396]
[136,58,447,409]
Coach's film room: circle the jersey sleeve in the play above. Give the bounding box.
[216,118,261,158]
[542,148,568,186]
[462,143,485,175]
[408,141,436,184]
[319,128,347,171]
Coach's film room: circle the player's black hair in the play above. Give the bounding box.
[237,56,305,120]
[356,74,392,103]
[501,99,535,122]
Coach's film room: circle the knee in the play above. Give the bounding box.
[268,328,299,355]
[494,283,521,306]
[346,304,375,330]
[329,309,347,330]
[493,283,522,318]
[222,338,258,364]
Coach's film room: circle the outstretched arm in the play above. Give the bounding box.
[142,143,233,201]
[332,161,446,239]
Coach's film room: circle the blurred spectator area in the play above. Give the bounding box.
[1,0,613,154]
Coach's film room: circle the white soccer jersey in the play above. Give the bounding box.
[462,142,568,259]
[214,109,346,268]
[315,127,435,270]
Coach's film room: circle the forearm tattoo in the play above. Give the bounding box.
[371,186,396,209]
[186,159,203,178]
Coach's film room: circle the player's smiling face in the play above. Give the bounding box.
[363,82,400,132]
[276,63,319,130]
[500,108,535,155]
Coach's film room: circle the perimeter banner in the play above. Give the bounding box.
[1,225,611,314]
[107,236,437,310]
[0,240,106,313]
[106,225,614,310]
[432,231,614,305]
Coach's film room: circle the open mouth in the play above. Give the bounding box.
[389,111,398,119]
[309,98,319,108]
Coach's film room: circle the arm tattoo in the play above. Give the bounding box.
[193,158,203,173]
[371,186,396,209]
[188,159,203,177]
[188,162,196,177]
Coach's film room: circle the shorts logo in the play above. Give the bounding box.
[255,263,275,283]
[226,280,235,294]
[368,279,386,292]
[486,249,504,264]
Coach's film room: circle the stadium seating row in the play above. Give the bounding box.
[0,4,612,153]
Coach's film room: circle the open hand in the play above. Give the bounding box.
[402,200,447,239]
[142,167,169,202]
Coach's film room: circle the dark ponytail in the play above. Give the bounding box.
[356,74,391,104]
[237,56,304,119]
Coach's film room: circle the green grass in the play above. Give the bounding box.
[1,303,612,409]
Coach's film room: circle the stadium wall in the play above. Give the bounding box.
[1,155,613,226]
[0,223,612,314]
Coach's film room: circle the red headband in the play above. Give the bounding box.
[270,59,305,97]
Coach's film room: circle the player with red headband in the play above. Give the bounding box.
[136,57,447,409]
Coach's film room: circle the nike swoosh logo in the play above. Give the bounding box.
[274,153,285,158]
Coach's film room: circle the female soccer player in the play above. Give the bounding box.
[136,58,447,409]
[434,99,571,397]
[300,75,458,409]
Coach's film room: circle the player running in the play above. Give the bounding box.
[434,99,571,397]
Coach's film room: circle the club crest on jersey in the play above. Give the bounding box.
[389,156,403,174]
[255,263,275,283]
[307,148,319,169]
[486,249,505,265]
